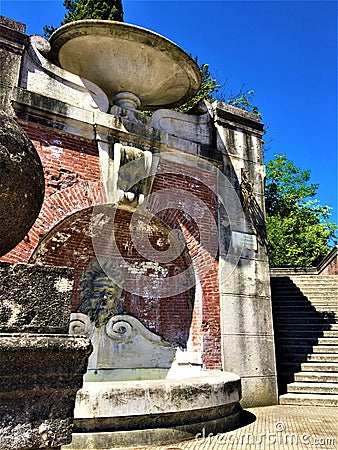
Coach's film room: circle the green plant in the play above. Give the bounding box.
[228,88,262,118]
[43,0,123,38]
[175,62,221,114]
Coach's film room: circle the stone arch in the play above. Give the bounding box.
[1,180,106,263]
[29,205,195,348]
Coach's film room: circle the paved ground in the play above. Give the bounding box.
[116,405,337,450]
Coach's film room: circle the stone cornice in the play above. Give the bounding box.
[213,101,264,136]
[11,86,223,165]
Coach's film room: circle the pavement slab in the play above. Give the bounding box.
[114,405,337,450]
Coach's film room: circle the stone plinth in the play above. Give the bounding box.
[0,263,92,449]
[0,335,91,450]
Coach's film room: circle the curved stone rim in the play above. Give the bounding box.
[48,20,201,110]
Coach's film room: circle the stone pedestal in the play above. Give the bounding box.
[0,262,92,450]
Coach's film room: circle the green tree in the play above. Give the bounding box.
[227,87,262,118]
[265,154,337,267]
[43,0,123,38]
[175,63,221,114]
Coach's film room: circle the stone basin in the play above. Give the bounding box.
[48,20,201,110]
[63,371,242,449]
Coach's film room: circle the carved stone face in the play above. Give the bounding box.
[77,259,124,328]
[90,276,122,327]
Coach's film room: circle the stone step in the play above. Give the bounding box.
[306,353,338,363]
[312,345,338,353]
[276,317,334,324]
[276,347,312,357]
[274,323,338,330]
[273,274,338,279]
[272,295,337,302]
[287,382,338,394]
[294,371,338,383]
[274,326,336,334]
[273,310,335,316]
[272,283,337,289]
[277,353,338,364]
[306,303,337,308]
[289,276,338,282]
[291,274,338,277]
[276,337,320,346]
[277,335,338,342]
[272,305,317,310]
[276,344,338,354]
[273,301,337,307]
[276,362,304,372]
[295,286,338,290]
[272,287,337,293]
[300,362,338,372]
[323,330,338,337]
[318,337,338,345]
[279,393,338,406]
[274,310,337,317]
[296,289,338,293]
[312,344,338,355]
[290,280,338,286]
[292,279,338,284]
[275,330,338,338]
[272,297,338,303]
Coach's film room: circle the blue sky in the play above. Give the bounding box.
[1,0,337,227]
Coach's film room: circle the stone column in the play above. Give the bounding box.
[214,102,278,407]
[0,17,26,112]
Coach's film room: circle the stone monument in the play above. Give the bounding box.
[0,14,278,448]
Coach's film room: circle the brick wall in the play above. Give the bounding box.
[151,159,221,368]
[1,120,222,368]
[30,206,195,348]
[0,121,106,263]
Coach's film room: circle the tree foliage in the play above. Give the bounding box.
[43,0,123,38]
[227,88,261,118]
[175,63,221,114]
[265,154,337,267]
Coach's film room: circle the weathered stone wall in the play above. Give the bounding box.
[214,102,278,406]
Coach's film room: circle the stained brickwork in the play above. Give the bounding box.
[0,121,106,263]
[30,206,195,348]
[151,159,221,368]
[1,121,222,367]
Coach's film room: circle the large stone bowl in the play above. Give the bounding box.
[0,112,44,256]
[48,20,201,110]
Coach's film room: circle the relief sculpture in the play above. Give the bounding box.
[77,258,124,328]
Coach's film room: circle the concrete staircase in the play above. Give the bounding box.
[271,275,338,406]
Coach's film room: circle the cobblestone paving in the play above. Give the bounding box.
[116,406,337,450]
